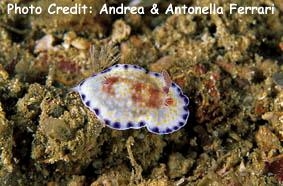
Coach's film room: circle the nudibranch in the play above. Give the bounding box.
[72,64,189,134]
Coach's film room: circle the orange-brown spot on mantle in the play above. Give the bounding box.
[102,76,119,95]
[165,97,175,106]
[132,82,144,104]
[148,87,163,108]
[132,82,163,108]
[133,82,145,92]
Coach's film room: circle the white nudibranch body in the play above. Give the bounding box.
[72,64,189,134]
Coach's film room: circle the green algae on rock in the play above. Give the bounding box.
[0,103,13,173]
[31,85,104,167]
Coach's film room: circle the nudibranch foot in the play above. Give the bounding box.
[72,64,190,135]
